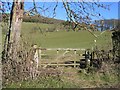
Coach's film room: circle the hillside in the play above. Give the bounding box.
[21,22,112,50]
[1,13,65,24]
[23,14,64,24]
[1,13,119,31]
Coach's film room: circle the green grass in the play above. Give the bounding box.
[5,67,119,88]
[20,22,113,62]
[1,22,112,50]
[21,22,112,50]
[2,22,117,88]
[6,76,80,88]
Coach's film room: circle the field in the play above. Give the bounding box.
[2,22,119,88]
[21,22,113,63]
[21,22,112,50]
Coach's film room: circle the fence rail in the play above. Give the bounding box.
[39,48,86,51]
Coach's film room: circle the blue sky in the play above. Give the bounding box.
[24,2,119,21]
[97,2,118,20]
[1,1,119,21]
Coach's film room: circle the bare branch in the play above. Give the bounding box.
[53,1,58,18]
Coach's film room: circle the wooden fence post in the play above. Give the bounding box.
[33,45,39,69]
[57,50,59,67]
[74,50,77,67]
[39,49,42,67]
[57,50,59,54]
[74,50,77,55]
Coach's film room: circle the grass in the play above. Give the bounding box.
[2,22,118,88]
[1,22,112,50]
[6,76,80,88]
[20,22,112,64]
[21,22,112,50]
[5,67,119,88]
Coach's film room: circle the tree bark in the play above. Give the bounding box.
[8,0,24,60]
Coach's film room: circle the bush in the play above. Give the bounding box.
[46,27,56,32]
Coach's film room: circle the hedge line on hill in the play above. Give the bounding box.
[23,15,64,24]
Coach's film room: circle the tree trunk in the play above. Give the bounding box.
[8,0,24,59]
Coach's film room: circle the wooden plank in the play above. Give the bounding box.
[39,48,86,51]
[40,59,83,63]
[40,63,80,66]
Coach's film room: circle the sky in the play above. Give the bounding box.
[24,2,119,21]
[1,1,119,21]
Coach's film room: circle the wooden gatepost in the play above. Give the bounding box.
[33,45,39,69]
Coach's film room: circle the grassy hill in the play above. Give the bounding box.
[1,22,113,52]
[21,22,112,50]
